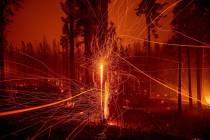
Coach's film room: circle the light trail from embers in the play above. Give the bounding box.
[0,89,94,117]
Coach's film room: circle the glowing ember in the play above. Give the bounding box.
[205,96,210,105]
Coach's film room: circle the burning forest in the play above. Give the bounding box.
[0,0,210,139]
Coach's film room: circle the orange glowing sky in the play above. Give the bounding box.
[6,0,64,45]
[6,0,172,46]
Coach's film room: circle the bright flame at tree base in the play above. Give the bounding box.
[104,82,110,120]
[100,63,104,121]
[99,60,110,122]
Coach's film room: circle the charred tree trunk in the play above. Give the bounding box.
[187,48,192,108]
[146,17,151,56]
[0,9,5,93]
[99,0,108,48]
[0,31,4,89]
[146,17,151,98]
[84,23,91,57]
[178,47,182,113]
[69,16,75,91]
[196,48,202,109]
[84,22,92,86]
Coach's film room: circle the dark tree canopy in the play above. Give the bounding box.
[0,0,22,26]
[136,0,166,39]
[171,0,210,44]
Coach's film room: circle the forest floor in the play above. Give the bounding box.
[1,99,210,140]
